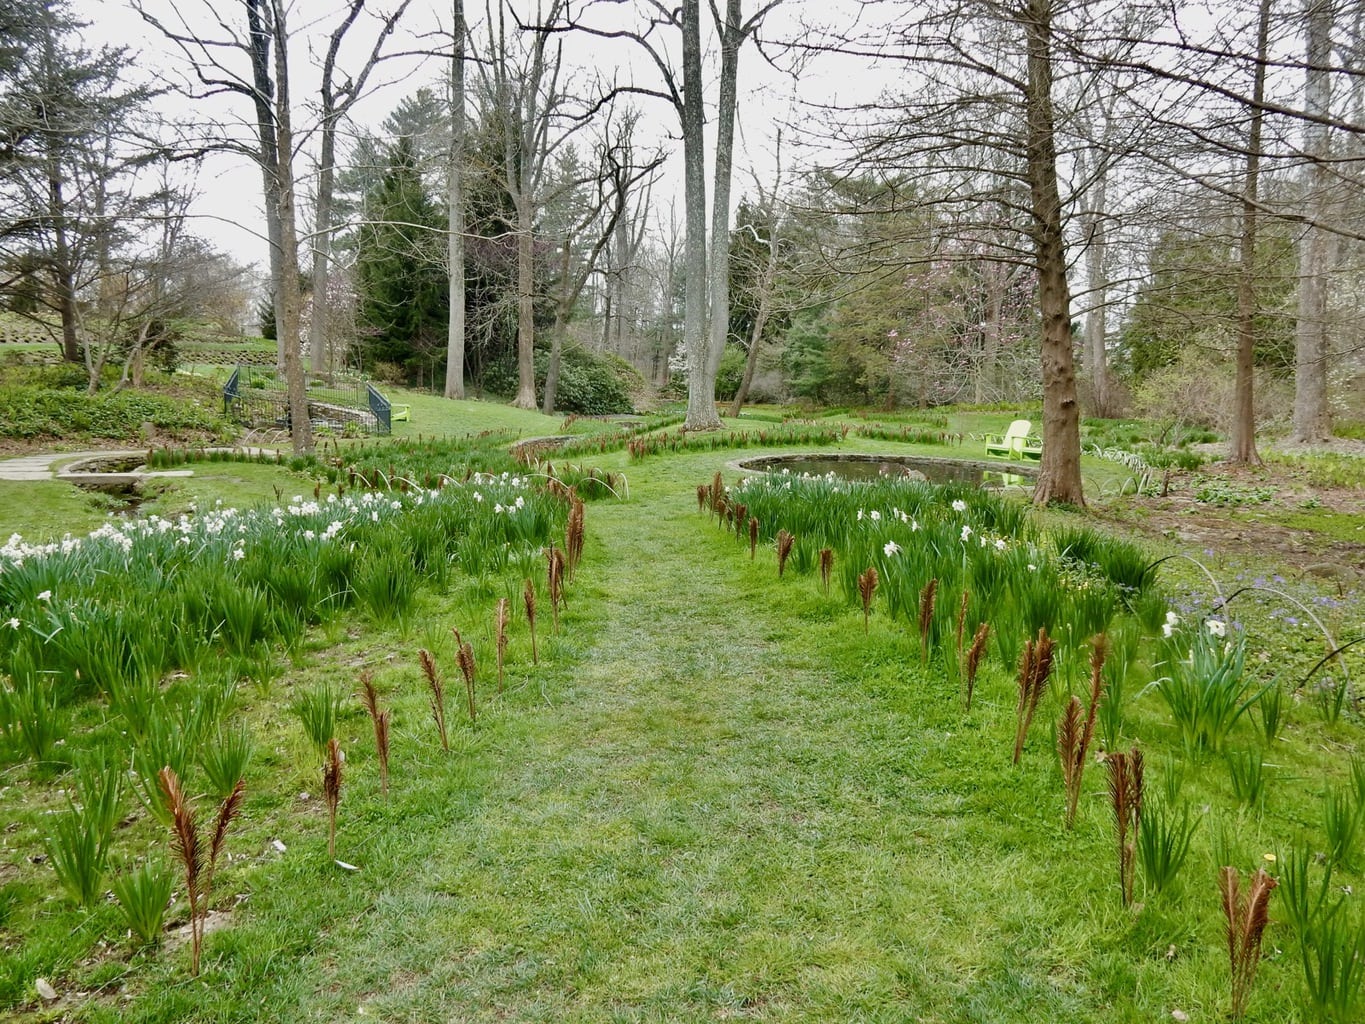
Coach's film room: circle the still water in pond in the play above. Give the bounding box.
[744,457,1030,488]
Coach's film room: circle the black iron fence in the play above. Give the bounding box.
[222,367,394,436]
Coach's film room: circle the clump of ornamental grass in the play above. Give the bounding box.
[858,567,878,634]
[419,648,449,752]
[564,496,585,580]
[454,628,477,723]
[198,726,255,803]
[1136,797,1196,895]
[158,767,244,976]
[819,548,834,595]
[547,546,566,633]
[1220,865,1277,1021]
[524,578,539,665]
[917,578,938,664]
[749,517,759,560]
[494,598,510,693]
[1107,746,1144,906]
[963,621,990,711]
[1012,627,1055,765]
[323,737,343,859]
[358,670,390,798]
[1057,634,1108,829]
[776,530,795,578]
[291,683,342,761]
[46,756,124,908]
[111,857,175,946]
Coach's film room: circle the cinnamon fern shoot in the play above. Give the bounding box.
[964,622,990,711]
[456,634,477,723]
[524,577,538,665]
[819,548,834,595]
[419,648,449,752]
[1012,627,1055,764]
[494,598,510,693]
[1057,635,1108,828]
[776,530,795,578]
[1107,747,1145,907]
[158,768,243,976]
[547,546,566,633]
[358,670,390,798]
[858,567,878,634]
[749,517,759,560]
[564,497,585,580]
[323,738,342,860]
[1221,866,1277,1021]
[917,578,938,664]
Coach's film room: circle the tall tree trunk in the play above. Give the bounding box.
[706,0,742,386]
[1082,173,1112,417]
[271,0,311,454]
[681,0,719,429]
[309,124,336,378]
[1292,0,1334,443]
[246,0,286,373]
[47,174,80,364]
[513,195,537,409]
[976,260,1006,404]
[40,23,80,365]
[1231,0,1272,466]
[1020,0,1084,506]
[727,230,777,417]
[542,232,572,415]
[444,0,467,399]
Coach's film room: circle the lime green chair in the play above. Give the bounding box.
[984,419,1042,461]
[391,403,411,423]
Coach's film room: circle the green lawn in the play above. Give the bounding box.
[0,420,1362,1022]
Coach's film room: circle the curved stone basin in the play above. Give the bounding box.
[731,453,1036,489]
[56,452,193,492]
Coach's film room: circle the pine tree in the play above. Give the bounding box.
[353,137,449,379]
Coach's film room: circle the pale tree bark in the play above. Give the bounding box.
[727,143,786,417]
[727,234,776,417]
[514,191,537,408]
[975,261,1006,405]
[680,0,715,428]
[542,119,660,414]
[547,0,780,427]
[244,0,286,373]
[1020,0,1084,506]
[445,0,467,399]
[309,0,411,380]
[1080,182,1112,417]
[704,0,742,392]
[1230,0,1272,466]
[271,0,312,454]
[1075,102,1116,419]
[1291,0,1334,443]
[482,0,566,410]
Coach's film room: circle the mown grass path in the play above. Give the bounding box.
[191,467,1154,1024]
[84,459,1254,1023]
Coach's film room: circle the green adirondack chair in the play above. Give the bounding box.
[984,419,1042,461]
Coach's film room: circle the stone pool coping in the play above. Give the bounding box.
[726,452,1040,481]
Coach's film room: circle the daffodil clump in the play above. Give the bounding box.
[728,471,1167,675]
[0,474,563,708]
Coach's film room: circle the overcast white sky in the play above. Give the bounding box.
[69,0,900,274]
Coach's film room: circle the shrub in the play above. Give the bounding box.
[483,347,637,415]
